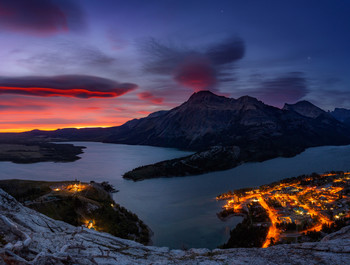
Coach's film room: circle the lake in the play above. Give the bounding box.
[0,142,350,249]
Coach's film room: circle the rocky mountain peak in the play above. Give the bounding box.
[186,90,229,105]
[237,95,259,103]
[283,100,325,118]
[185,91,264,113]
[188,89,216,99]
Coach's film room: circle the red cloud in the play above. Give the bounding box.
[0,86,128,98]
[141,37,244,92]
[174,56,216,91]
[0,0,83,35]
[138,92,164,104]
[137,110,151,115]
[0,75,137,99]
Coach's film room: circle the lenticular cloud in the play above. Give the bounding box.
[0,75,137,99]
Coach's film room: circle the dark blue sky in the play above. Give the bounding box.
[0,0,349,131]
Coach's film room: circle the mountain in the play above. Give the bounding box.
[104,91,350,151]
[15,91,349,151]
[2,90,350,178]
[119,92,350,179]
[330,108,350,126]
[1,188,350,264]
[283,100,326,118]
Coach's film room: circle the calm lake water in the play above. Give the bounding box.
[1,142,350,249]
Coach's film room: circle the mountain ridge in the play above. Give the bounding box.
[1,91,350,179]
[103,91,348,150]
[10,91,344,148]
[283,100,326,118]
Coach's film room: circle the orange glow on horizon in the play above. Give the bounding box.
[0,93,169,133]
[0,124,120,133]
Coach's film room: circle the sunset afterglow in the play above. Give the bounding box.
[0,0,349,132]
[1,1,350,261]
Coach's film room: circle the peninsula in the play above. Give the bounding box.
[0,140,84,164]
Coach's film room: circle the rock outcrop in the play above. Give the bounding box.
[1,188,350,264]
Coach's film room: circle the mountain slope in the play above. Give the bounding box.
[331,108,350,126]
[1,188,350,264]
[104,91,350,151]
[14,91,350,152]
[283,100,326,118]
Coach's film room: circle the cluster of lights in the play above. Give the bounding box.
[51,183,88,193]
[85,220,96,230]
[218,172,350,247]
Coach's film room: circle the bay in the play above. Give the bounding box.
[0,142,350,249]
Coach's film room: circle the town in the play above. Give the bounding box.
[217,172,350,248]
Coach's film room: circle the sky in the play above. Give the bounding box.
[0,0,349,132]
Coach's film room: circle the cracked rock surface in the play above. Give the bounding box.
[1,188,350,264]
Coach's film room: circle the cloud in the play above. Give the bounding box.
[248,72,308,107]
[19,42,116,74]
[140,37,245,91]
[0,0,84,35]
[0,0,84,36]
[107,29,129,50]
[138,92,164,104]
[137,110,151,115]
[295,76,350,110]
[0,104,47,111]
[0,75,137,98]
[205,37,245,65]
[174,55,216,91]
[141,38,184,75]
[305,89,350,111]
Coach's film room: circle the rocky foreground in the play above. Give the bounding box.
[1,188,350,265]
